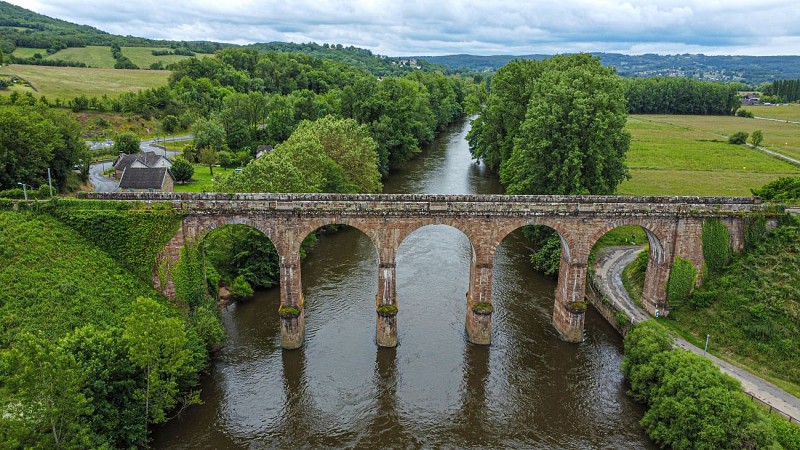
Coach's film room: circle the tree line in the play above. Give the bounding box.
[761,79,800,103]
[623,77,740,115]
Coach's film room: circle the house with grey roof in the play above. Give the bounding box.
[118,167,175,192]
[113,151,172,179]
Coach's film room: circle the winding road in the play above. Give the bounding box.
[595,246,800,422]
[87,135,191,192]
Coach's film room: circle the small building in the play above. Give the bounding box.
[741,94,760,106]
[113,151,172,179]
[118,167,174,192]
[255,144,274,159]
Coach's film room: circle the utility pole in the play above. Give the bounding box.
[17,182,28,201]
[703,334,710,356]
[47,167,54,198]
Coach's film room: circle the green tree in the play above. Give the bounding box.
[0,105,59,189]
[199,147,219,176]
[292,116,382,193]
[161,115,179,133]
[500,54,630,195]
[192,117,226,152]
[4,333,92,448]
[122,297,195,427]
[170,156,194,183]
[750,129,764,147]
[113,132,140,154]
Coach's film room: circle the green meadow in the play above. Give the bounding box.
[0,64,170,98]
[619,115,800,196]
[122,47,213,68]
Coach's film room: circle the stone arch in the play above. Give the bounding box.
[294,217,381,263]
[187,215,283,258]
[489,218,577,263]
[585,219,671,265]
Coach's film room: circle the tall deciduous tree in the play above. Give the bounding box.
[113,132,140,155]
[500,54,630,195]
[123,297,194,428]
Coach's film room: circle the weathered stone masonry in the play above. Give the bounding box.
[88,192,766,349]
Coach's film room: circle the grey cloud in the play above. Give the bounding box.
[8,0,800,55]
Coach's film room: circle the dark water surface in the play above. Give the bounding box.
[152,119,654,448]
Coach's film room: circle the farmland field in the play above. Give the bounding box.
[619,115,800,196]
[0,64,170,98]
[44,45,117,68]
[744,103,800,122]
[122,47,213,68]
[10,46,44,58]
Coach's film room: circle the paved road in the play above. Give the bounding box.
[88,135,190,192]
[595,246,800,421]
[88,159,118,193]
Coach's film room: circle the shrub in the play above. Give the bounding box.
[736,109,754,118]
[750,129,764,147]
[666,257,696,309]
[230,274,254,300]
[702,218,731,272]
[170,157,194,183]
[728,130,749,144]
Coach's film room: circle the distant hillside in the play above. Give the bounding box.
[246,41,447,77]
[418,53,800,85]
[3,0,799,84]
[0,1,225,55]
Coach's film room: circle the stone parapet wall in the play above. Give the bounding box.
[84,192,766,219]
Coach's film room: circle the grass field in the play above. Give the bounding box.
[122,47,212,68]
[618,115,800,196]
[631,114,800,161]
[742,103,800,122]
[173,165,234,193]
[46,45,117,68]
[10,47,44,58]
[0,64,170,98]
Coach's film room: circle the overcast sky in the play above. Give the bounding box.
[8,0,800,56]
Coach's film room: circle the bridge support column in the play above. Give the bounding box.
[553,252,588,343]
[376,263,398,347]
[642,258,670,315]
[466,260,493,345]
[279,254,305,350]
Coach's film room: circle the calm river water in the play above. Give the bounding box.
[152,118,654,448]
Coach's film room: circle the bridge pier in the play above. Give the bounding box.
[376,263,398,347]
[279,255,305,350]
[466,261,493,345]
[553,255,588,343]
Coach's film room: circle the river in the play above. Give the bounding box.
[152,118,654,448]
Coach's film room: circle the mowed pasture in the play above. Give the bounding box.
[122,47,213,68]
[0,64,170,99]
[744,103,800,122]
[618,115,800,196]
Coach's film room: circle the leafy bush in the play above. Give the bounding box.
[170,157,194,183]
[230,274,254,300]
[736,108,754,118]
[666,257,696,309]
[728,130,749,144]
[702,218,731,273]
[750,129,764,147]
[622,321,784,449]
[752,176,800,202]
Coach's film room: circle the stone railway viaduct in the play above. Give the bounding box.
[89,193,766,350]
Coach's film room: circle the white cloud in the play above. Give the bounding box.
[7,0,800,55]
